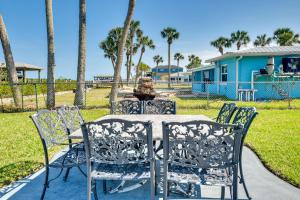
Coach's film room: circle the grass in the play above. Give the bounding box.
[0,89,299,189]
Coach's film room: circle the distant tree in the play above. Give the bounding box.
[110,0,135,103]
[0,16,22,107]
[0,66,7,82]
[153,55,163,82]
[187,54,201,69]
[134,33,155,87]
[45,0,56,109]
[99,27,123,68]
[161,27,179,88]
[138,62,151,77]
[210,37,231,55]
[74,0,86,107]
[126,20,141,84]
[253,34,272,47]
[174,53,184,83]
[273,28,300,46]
[231,30,250,50]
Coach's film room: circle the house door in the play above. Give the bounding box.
[203,71,210,92]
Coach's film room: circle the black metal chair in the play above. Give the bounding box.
[216,103,237,124]
[110,100,143,114]
[82,119,155,200]
[143,99,176,114]
[162,120,243,200]
[230,107,258,200]
[57,105,85,133]
[30,110,86,200]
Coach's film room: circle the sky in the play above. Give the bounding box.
[1,0,300,80]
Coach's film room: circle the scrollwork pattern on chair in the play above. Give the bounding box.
[216,103,237,124]
[111,100,142,114]
[58,105,84,133]
[144,99,176,114]
[84,119,152,164]
[232,107,257,133]
[165,121,242,169]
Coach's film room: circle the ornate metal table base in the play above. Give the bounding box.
[107,180,148,194]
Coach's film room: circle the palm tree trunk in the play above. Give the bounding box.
[74,0,86,107]
[134,49,143,88]
[126,53,130,85]
[110,0,135,103]
[0,15,22,108]
[177,59,179,84]
[45,0,56,109]
[168,43,171,88]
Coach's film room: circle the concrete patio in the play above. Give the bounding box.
[1,147,299,200]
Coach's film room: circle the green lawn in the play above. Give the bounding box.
[0,99,299,188]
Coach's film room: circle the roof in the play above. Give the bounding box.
[0,62,43,71]
[206,46,300,62]
[152,65,183,69]
[192,64,215,72]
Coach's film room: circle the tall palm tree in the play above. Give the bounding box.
[231,30,250,50]
[273,28,300,46]
[45,0,55,109]
[110,0,135,103]
[99,27,123,68]
[174,53,184,83]
[74,0,86,107]
[253,34,272,47]
[161,27,179,88]
[210,37,232,55]
[134,34,155,87]
[127,20,141,84]
[153,55,163,82]
[0,15,22,107]
[187,54,201,70]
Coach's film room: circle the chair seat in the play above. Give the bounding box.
[167,165,233,186]
[49,143,86,168]
[91,163,151,181]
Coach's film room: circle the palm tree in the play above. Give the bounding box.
[153,55,163,82]
[253,34,272,47]
[273,28,300,46]
[161,27,179,88]
[187,54,201,70]
[126,20,141,84]
[45,0,55,109]
[134,34,155,87]
[99,27,123,68]
[110,0,135,103]
[0,15,22,107]
[138,62,151,77]
[74,0,86,107]
[174,53,184,83]
[210,37,232,55]
[231,30,250,50]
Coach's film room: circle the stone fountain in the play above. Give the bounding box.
[133,77,157,101]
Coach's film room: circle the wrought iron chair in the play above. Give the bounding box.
[82,119,155,200]
[230,107,258,200]
[30,110,86,200]
[57,105,85,133]
[162,120,243,200]
[143,99,176,114]
[215,103,237,124]
[110,100,143,114]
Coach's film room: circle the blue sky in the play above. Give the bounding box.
[1,0,300,80]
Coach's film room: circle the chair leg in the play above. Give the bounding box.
[40,166,49,200]
[221,186,225,200]
[150,159,156,200]
[239,158,251,199]
[232,165,238,200]
[63,167,71,182]
[103,180,107,194]
[92,180,99,200]
[163,168,168,200]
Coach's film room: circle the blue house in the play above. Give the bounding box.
[152,65,183,81]
[192,46,300,100]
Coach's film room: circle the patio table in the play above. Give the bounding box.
[69,114,213,141]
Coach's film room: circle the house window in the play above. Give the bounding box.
[221,65,228,82]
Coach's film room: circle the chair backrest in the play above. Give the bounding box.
[216,103,237,124]
[110,100,142,114]
[232,107,258,137]
[30,109,69,149]
[143,99,176,114]
[82,119,153,165]
[57,105,84,133]
[163,120,243,169]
